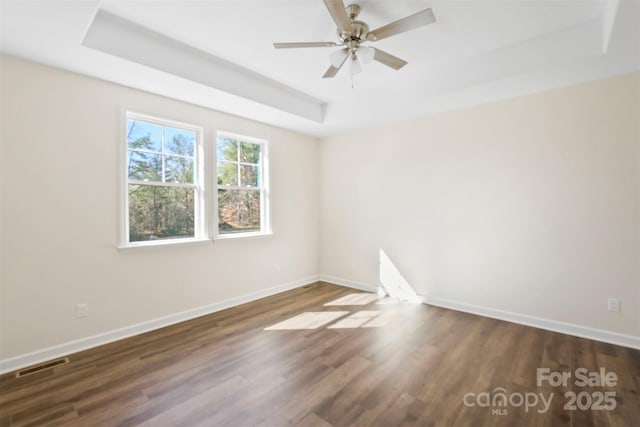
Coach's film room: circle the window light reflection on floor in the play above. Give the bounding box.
[324,293,380,306]
[264,249,423,331]
[327,310,382,329]
[264,311,348,330]
[361,310,396,328]
[327,310,396,329]
[265,309,397,331]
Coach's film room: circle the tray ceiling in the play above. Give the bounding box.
[1,0,638,137]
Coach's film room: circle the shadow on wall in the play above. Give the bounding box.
[379,249,420,303]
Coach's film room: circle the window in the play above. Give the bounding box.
[125,113,203,245]
[216,132,269,237]
[121,114,269,248]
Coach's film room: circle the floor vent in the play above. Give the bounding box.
[15,357,70,378]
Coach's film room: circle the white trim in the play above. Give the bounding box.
[118,238,212,252]
[6,275,635,374]
[83,11,325,123]
[119,106,128,247]
[214,231,274,241]
[217,130,268,147]
[126,111,205,133]
[318,275,640,350]
[123,111,205,246]
[0,275,320,375]
[128,180,196,188]
[214,131,270,239]
[422,295,640,350]
[318,275,379,293]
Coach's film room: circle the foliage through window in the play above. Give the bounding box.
[217,134,268,236]
[126,115,201,243]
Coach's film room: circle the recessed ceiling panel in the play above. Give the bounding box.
[82,9,326,123]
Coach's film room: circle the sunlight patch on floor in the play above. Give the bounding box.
[327,310,393,329]
[324,293,380,306]
[264,311,348,330]
[361,310,396,328]
[375,297,407,305]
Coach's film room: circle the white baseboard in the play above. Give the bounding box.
[423,295,640,350]
[316,274,640,350]
[4,275,636,375]
[317,275,379,293]
[0,275,320,375]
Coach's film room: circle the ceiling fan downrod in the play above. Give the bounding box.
[339,3,369,51]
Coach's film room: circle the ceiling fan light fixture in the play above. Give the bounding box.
[358,46,375,64]
[350,54,362,75]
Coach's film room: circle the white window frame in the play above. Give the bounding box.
[121,112,206,248]
[215,131,271,240]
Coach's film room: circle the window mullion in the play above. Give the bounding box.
[128,180,196,189]
[161,126,166,183]
[129,148,163,156]
[237,144,241,187]
[220,185,260,191]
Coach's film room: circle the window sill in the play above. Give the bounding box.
[118,238,212,252]
[214,231,274,241]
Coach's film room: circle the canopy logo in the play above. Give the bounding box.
[463,368,618,416]
[463,388,553,415]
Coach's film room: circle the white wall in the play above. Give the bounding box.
[319,72,640,337]
[0,55,319,360]
[2,54,638,364]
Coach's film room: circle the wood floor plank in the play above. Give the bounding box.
[0,282,638,426]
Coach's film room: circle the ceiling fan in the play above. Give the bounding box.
[274,0,436,78]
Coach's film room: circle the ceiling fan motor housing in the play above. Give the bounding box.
[336,3,368,45]
[338,20,369,45]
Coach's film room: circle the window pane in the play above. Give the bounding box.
[240,142,260,164]
[165,127,195,156]
[218,189,261,234]
[165,155,194,183]
[217,160,238,186]
[240,164,259,187]
[128,184,194,242]
[217,138,238,162]
[128,151,162,181]
[128,120,162,152]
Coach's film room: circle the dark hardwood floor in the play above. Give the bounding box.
[0,282,638,426]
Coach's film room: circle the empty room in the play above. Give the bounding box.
[0,0,639,426]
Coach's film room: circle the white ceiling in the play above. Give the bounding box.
[1,0,639,137]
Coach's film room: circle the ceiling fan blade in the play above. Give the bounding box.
[330,48,349,67]
[372,48,408,70]
[367,8,436,41]
[274,42,339,49]
[323,52,349,78]
[322,0,353,34]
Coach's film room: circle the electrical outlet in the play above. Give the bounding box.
[607,298,620,313]
[76,303,88,318]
